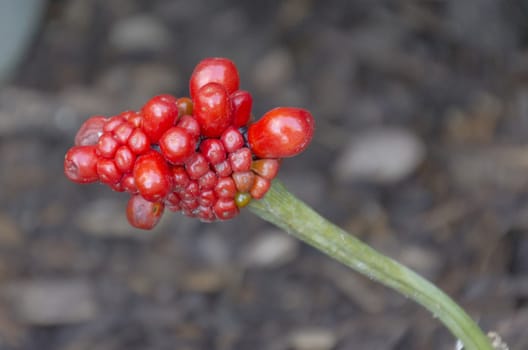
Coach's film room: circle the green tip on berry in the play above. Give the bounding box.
[235,192,252,208]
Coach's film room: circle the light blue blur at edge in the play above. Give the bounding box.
[0,0,46,84]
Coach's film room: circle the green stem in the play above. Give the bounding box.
[248,181,492,350]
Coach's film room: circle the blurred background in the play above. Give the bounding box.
[0,0,527,349]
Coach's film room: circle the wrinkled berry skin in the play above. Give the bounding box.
[189,57,240,99]
[127,195,165,230]
[64,145,99,183]
[75,116,107,146]
[248,107,314,158]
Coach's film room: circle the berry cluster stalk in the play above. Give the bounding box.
[249,181,493,350]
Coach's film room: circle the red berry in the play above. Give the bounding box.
[176,97,193,117]
[123,111,143,128]
[121,174,138,193]
[165,192,182,212]
[109,180,125,192]
[126,194,165,230]
[97,158,122,185]
[113,122,134,144]
[181,181,199,200]
[103,116,126,133]
[194,82,233,138]
[142,94,179,143]
[197,205,215,222]
[128,128,150,155]
[198,170,217,190]
[133,151,172,202]
[176,115,201,139]
[181,198,198,211]
[248,107,315,158]
[231,90,252,127]
[171,166,191,191]
[75,116,107,146]
[251,159,280,180]
[114,146,136,173]
[185,153,209,179]
[212,159,232,177]
[199,139,226,165]
[159,127,195,164]
[232,171,255,193]
[249,175,270,199]
[64,145,99,183]
[214,177,236,199]
[213,198,239,220]
[220,126,244,153]
[189,57,240,99]
[229,147,252,172]
[97,133,119,158]
[198,190,216,207]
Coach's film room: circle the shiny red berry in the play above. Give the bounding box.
[198,170,217,190]
[181,198,198,211]
[103,116,126,133]
[75,116,107,146]
[231,90,252,127]
[185,153,209,179]
[199,139,226,165]
[159,127,195,164]
[97,158,122,185]
[220,126,244,153]
[121,174,137,193]
[176,115,201,139]
[96,133,119,158]
[123,111,143,128]
[181,181,199,200]
[113,122,134,144]
[127,128,150,155]
[142,94,179,143]
[171,166,190,191]
[114,146,136,173]
[248,107,314,158]
[64,145,99,183]
[213,198,239,220]
[133,151,172,202]
[165,191,180,204]
[189,57,240,99]
[198,190,216,207]
[214,177,236,199]
[126,194,165,230]
[194,82,233,138]
[229,147,252,172]
[212,159,232,177]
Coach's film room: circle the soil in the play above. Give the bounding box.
[1,0,528,349]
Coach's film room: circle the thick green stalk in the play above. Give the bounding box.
[248,181,492,350]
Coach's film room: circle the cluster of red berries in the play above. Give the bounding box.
[64,58,314,229]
